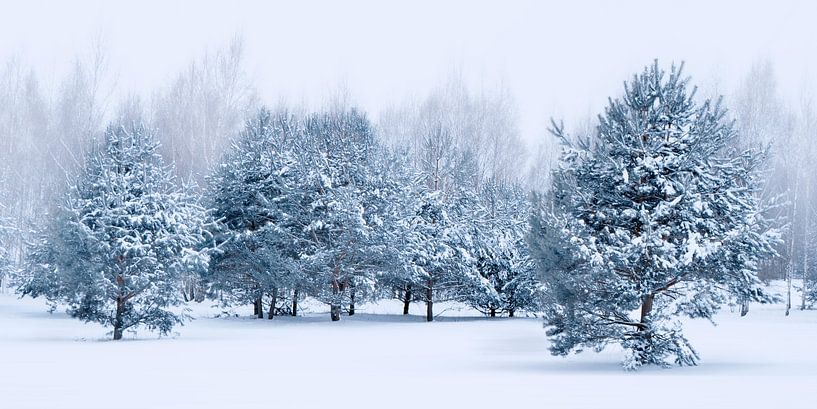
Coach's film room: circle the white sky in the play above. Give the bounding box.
[2,0,816,146]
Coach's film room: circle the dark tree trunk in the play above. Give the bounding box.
[113,297,125,341]
[426,281,433,322]
[509,309,515,318]
[331,266,341,321]
[639,293,654,329]
[740,302,749,317]
[292,289,298,316]
[349,286,356,316]
[268,288,277,320]
[255,297,264,319]
[403,286,411,315]
[490,308,496,318]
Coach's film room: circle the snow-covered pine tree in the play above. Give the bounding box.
[401,187,479,321]
[371,147,429,315]
[530,61,780,369]
[351,145,412,314]
[390,139,486,321]
[297,108,389,321]
[20,121,210,340]
[467,181,539,317]
[205,108,304,319]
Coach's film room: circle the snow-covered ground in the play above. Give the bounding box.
[1,288,815,409]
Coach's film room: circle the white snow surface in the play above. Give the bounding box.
[1,286,815,409]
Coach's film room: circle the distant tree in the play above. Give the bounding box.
[20,121,210,340]
[379,74,526,191]
[531,62,780,369]
[730,59,792,287]
[795,90,817,309]
[152,36,257,183]
[0,47,112,278]
[0,202,13,290]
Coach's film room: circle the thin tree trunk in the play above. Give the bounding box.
[349,286,356,316]
[403,286,411,315]
[802,250,809,310]
[490,308,496,318]
[786,270,792,316]
[509,309,514,318]
[292,289,298,316]
[268,288,277,320]
[425,280,433,322]
[802,205,810,311]
[113,297,125,341]
[787,177,799,317]
[331,267,341,322]
[740,302,750,317]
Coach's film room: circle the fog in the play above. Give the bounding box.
[3,0,816,144]
[2,0,817,287]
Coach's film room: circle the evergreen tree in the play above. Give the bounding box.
[400,188,479,321]
[467,181,540,317]
[530,61,780,369]
[205,108,304,318]
[370,148,427,315]
[20,121,210,340]
[296,108,389,321]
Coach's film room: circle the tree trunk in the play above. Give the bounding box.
[255,297,264,319]
[349,286,356,316]
[509,309,515,318]
[740,302,749,317]
[425,281,433,322]
[786,178,799,317]
[402,286,411,315]
[639,294,654,330]
[331,266,341,321]
[292,289,298,316]
[268,288,277,320]
[802,251,808,311]
[113,297,125,341]
[786,265,792,316]
[490,308,496,318]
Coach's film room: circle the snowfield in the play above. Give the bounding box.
[1,289,815,409]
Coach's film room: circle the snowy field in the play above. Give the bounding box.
[1,288,816,409]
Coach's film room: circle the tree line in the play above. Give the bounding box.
[17,101,539,338]
[1,39,815,369]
